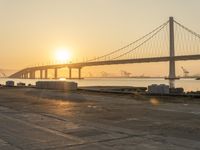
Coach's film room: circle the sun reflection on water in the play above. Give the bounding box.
[150,98,160,106]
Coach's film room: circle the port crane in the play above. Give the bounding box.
[0,69,6,77]
[101,71,109,77]
[181,67,189,77]
[0,72,6,77]
[120,70,132,77]
[88,72,93,77]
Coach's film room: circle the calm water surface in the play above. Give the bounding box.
[0,77,199,92]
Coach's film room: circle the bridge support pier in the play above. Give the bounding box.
[45,69,48,79]
[30,71,35,79]
[25,73,28,79]
[78,68,82,79]
[21,73,24,79]
[40,70,43,79]
[69,68,72,79]
[54,68,58,79]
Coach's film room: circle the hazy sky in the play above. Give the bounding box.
[0,0,200,76]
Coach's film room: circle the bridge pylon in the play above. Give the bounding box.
[166,17,179,82]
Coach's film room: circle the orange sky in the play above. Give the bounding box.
[0,0,200,76]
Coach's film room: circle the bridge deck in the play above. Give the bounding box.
[9,54,200,78]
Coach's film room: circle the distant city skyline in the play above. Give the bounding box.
[1,0,200,76]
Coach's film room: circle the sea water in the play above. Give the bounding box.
[0,77,199,92]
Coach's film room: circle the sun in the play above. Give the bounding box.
[55,48,71,62]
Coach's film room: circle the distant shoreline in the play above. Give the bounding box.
[85,76,198,79]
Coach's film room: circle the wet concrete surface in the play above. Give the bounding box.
[0,88,200,149]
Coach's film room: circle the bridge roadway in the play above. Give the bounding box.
[9,54,200,79]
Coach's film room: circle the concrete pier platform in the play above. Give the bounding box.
[0,88,200,149]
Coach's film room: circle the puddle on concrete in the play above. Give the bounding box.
[150,98,160,106]
[87,105,97,109]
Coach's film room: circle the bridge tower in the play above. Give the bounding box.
[169,17,177,80]
[168,17,179,88]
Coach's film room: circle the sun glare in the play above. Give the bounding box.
[55,48,71,62]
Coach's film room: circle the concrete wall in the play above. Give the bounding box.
[148,84,170,94]
[36,81,77,91]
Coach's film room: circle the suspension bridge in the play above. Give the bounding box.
[10,17,200,80]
